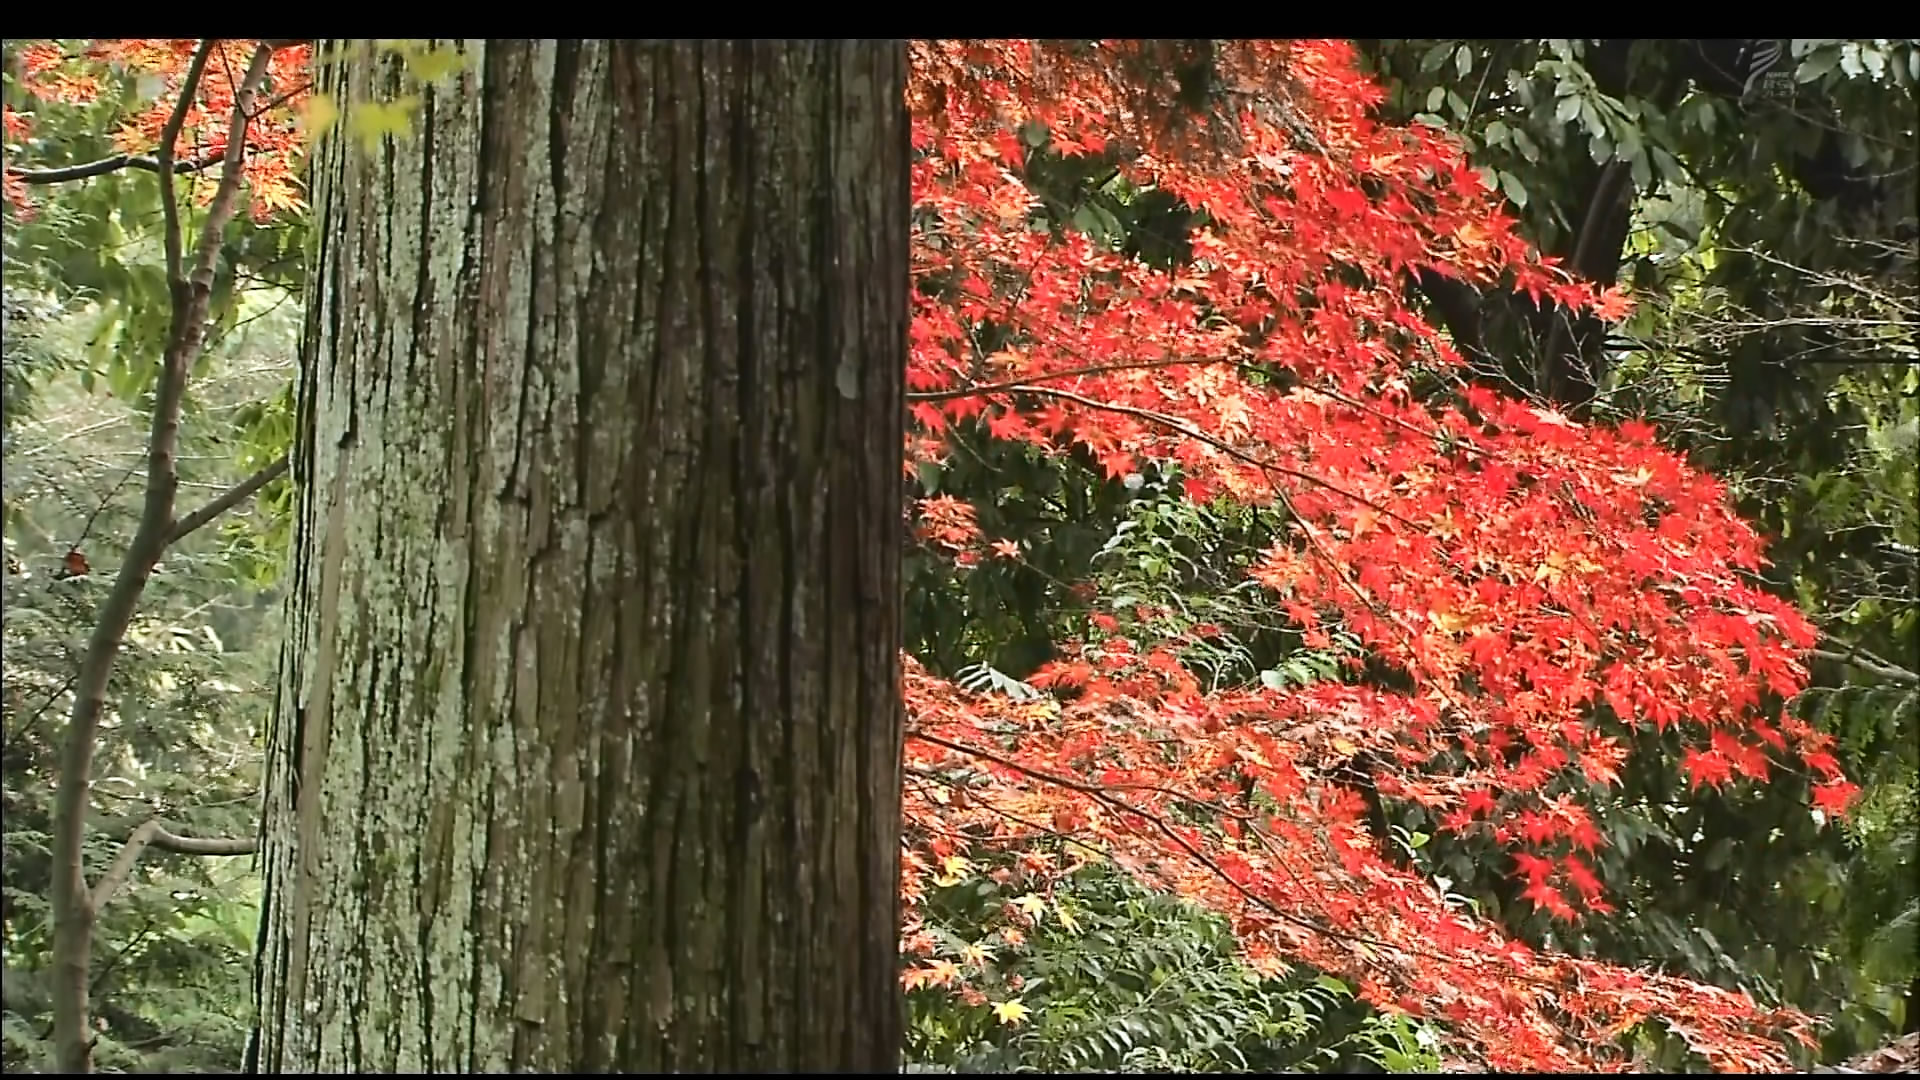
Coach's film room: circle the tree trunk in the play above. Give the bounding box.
[252,40,909,1072]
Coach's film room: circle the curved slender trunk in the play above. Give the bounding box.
[253,39,909,1072]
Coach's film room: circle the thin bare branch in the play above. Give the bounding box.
[89,819,258,912]
[166,455,288,545]
[66,463,142,563]
[50,42,275,1075]
[7,151,224,185]
[906,355,1230,403]
[1013,383,1422,529]
[1810,645,1920,687]
[156,40,216,290]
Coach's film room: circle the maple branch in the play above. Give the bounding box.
[910,350,1503,472]
[6,151,224,185]
[948,378,1487,729]
[157,40,217,290]
[907,727,1567,991]
[1009,384,1422,530]
[906,355,1231,402]
[905,767,1110,860]
[913,727,1258,823]
[1304,384,1493,460]
[249,81,312,119]
[913,730,1364,933]
[910,730,1113,801]
[89,819,258,913]
[166,455,289,546]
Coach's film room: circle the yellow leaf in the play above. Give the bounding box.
[986,348,1026,373]
[301,93,340,145]
[1013,893,1046,918]
[1533,551,1569,584]
[933,853,971,888]
[405,44,468,83]
[1053,901,1080,933]
[960,942,992,967]
[991,1000,1031,1026]
[347,96,421,153]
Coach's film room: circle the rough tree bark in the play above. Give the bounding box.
[252,40,909,1072]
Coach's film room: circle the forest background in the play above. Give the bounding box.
[1,37,1915,1074]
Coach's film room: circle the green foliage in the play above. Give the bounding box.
[1085,474,1367,691]
[2,363,279,1071]
[3,42,295,1064]
[906,428,1137,679]
[1358,37,1919,1066]
[904,860,1436,1073]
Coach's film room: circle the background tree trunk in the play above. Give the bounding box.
[253,39,909,1072]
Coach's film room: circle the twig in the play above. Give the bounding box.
[68,464,143,563]
[248,81,312,120]
[905,355,1232,403]
[1012,383,1422,529]
[166,455,289,545]
[1810,644,1920,687]
[1,674,77,760]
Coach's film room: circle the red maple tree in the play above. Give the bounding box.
[6,37,1842,1073]
[897,39,1829,1072]
[5,39,306,219]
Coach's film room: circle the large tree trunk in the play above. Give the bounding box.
[252,40,909,1072]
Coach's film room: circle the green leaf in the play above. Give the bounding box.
[346,96,422,152]
[1555,94,1581,125]
[1499,170,1529,208]
[403,44,468,84]
[1797,50,1840,83]
[1314,974,1352,997]
[1839,42,1864,78]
